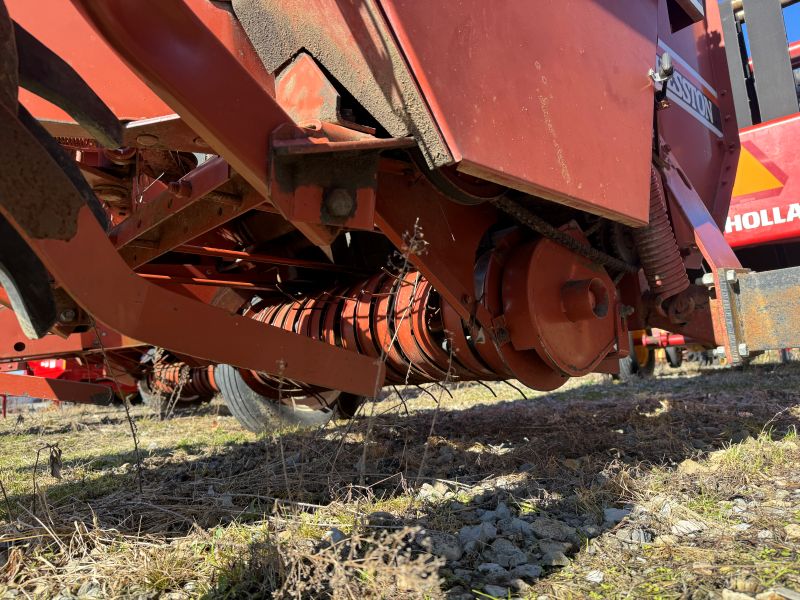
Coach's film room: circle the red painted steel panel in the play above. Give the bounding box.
[7,0,272,125]
[0,372,112,404]
[725,114,800,248]
[377,0,659,225]
[656,0,739,229]
[7,0,170,122]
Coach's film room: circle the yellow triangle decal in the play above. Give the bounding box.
[733,147,784,197]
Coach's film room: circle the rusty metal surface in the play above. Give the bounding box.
[501,227,619,377]
[231,0,451,167]
[70,0,290,201]
[0,306,141,361]
[662,158,742,359]
[0,101,384,397]
[378,0,658,225]
[0,372,113,405]
[736,267,800,352]
[11,0,272,127]
[112,156,231,249]
[657,0,740,261]
[14,21,121,148]
[375,163,496,328]
[633,167,690,304]
[476,241,566,390]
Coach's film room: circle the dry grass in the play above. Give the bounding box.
[1,359,800,598]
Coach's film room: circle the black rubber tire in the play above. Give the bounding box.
[617,353,638,381]
[665,346,683,369]
[638,346,656,377]
[617,332,639,381]
[617,332,654,380]
[335,392,365,419]
[214,364,335,433]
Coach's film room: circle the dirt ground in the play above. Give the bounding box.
[1,359,800,599]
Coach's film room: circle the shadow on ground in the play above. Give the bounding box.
[5,362,800,597]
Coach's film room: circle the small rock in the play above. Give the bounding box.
[653,534,678,546]
[498,517,534,538]
[721,590,756,600]
[733,523,752,532]
[477,562,511,583]
[484,537,528,568]
[773,587,800,600]
[731,429,752,444]
[678,459,708,475]
[538,539,571,555]
[511,564,543,582]
[416,530,463,562]
[586,570,605,584]
[603,507,631,525]
[671,519,706,536]
[784,524,800,539]
[531,517,577,542]
[367,511,399,528]
[320,527,346,547]
[541,551,570,567]
[483,584,510,598]
[757,529,774,540]
[453,568,473,583]
[445,586,473,600]
[579,524,601,539]
[480,502,512,523]
[459,522,497,552]
[562,458,580,470]
[509,577,531,594]
[755,592,784,600]
[730,575,759,593]
[629,528,652,544]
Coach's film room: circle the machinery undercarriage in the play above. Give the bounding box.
[1,0,798,431]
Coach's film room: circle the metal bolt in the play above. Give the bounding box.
[712,346,727,358]
[725,270,738,283]
[738,343,749,357]
[323,188,355,219]
[135,133,159,147]
[168,180,193,198]
[700,272,715,286]
[58,309,76,323]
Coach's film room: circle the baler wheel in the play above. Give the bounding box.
[617,332,654,381]
[215,364,356,432]
[665,346,683,369]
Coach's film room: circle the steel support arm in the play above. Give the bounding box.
[0,372,113,405]
[0,102,384,397]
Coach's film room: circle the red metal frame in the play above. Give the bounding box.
[0,372,113,405]
[0,100,384,397]
[0,0,771,406]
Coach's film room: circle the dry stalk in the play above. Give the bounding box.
[358,220,427,487]
[91,319,144,493]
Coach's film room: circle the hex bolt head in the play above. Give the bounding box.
[712,346,726,358]
[323,188,355,219]
[700,272,715,286]
[135,133,159,147]
[58,309,77,323]
[725,270,738,283]
[738,343,749,357]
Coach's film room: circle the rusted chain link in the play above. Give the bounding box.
[491,197,639,274]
